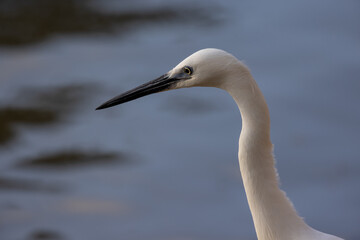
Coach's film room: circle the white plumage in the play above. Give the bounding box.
[97,48,343,240]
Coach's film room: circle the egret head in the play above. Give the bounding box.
[96,48,249,110]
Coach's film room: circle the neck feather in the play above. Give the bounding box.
[223,70,310,240]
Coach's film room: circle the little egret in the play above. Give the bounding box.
[96,48,343,240]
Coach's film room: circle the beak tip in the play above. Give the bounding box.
[95,104,106,110]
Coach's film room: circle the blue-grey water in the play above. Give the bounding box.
[0,1,359,239]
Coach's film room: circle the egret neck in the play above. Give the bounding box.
[223,68,311,240]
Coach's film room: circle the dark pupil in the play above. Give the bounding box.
[185,67,191,74]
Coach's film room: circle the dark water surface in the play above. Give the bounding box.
[1,0,359,239]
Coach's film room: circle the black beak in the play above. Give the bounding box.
[96,73,179,110]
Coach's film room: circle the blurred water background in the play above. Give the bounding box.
[0,0,359,239]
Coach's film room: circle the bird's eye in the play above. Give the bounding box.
[183,66,193,75]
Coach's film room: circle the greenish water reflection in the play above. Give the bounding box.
[0,107,57,145]
[0,84,95,145]
[17,150,121,169]
[0,0,215,46]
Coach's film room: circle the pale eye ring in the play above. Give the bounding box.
[183,66,193,75]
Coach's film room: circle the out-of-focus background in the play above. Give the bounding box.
[0,0,359,239]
